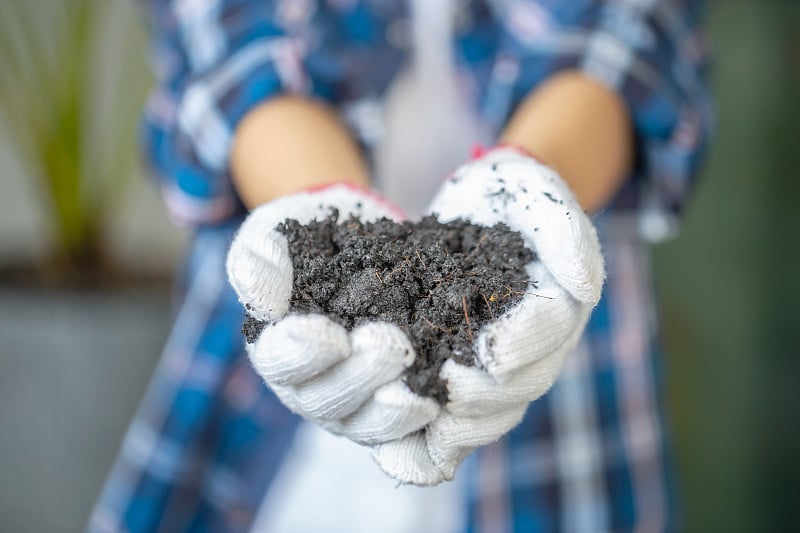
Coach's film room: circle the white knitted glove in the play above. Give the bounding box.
[226,184,441,446]
[372,148,605,484]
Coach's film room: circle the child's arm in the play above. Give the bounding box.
[501,71,632,213]
[230,96,370,208]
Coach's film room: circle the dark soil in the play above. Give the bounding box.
[243,211,534,404]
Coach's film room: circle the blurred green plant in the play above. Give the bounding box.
[0,0,150,273]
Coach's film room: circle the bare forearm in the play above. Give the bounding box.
[231,96,370,208]
[501,71,632,213]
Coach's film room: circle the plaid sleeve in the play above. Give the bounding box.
[138,0,311,225]
[489,0,714,241]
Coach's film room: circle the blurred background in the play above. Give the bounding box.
[0,0,797,531]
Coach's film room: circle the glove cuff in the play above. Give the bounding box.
[302,181,406,221]
[470,143,545,165]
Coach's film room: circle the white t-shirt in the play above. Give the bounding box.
[251,1,484,531]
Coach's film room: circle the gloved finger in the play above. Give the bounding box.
[286,321,415,421]
[426,404,528,478]
[371,431,446,486]
[475,263,589,381]
[503,171,604,305]
[226,224,292,322]
[329,379,440,446]
[248,314,350,386]
[443,344,569,417]
[268,381,304,415]
[424,442,473,483]
[428,404,528,452]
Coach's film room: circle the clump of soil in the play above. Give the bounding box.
[243,211,534,404]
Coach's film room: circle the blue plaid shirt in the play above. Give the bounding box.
[90,1,712,531]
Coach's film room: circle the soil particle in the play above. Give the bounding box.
[242,314,265,344]
[243,210,534,405]
[543,191,563,204]
[486,183,517,207]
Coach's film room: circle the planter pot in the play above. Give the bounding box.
[0,285,172,533]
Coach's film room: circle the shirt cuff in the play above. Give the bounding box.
[145,37,308,226]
